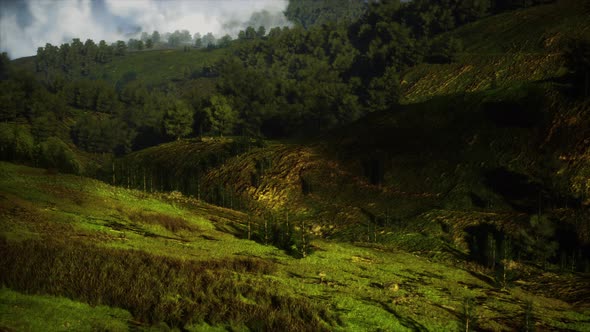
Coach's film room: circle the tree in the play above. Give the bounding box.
[164,99,194,140]
[36,47,46,72]
[95,82,117,114]
[145,39,153,49]
[564,38,590,97]
[202,33,216,48]
[114,40,127,56]
[194,38,203,48]
[168,31,181,47]
[461,296,478,332]
[0,80,26,121]
[428,36,464,63]
[367,66,401,112]
[518,214,558,267]
[204,95,238,136]
[0,123,13,160]
[39,137,81,174]
[257,26,266,38]
[31,113,58,142]
[245,26,257,40]
[152,30,161,44]
[96,40,113,63]
[218,34,232,48]
[0,52,10,80]
[11,125,34,161]
[127,39,139,49]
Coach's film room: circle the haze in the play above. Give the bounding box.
[0,0,290,59]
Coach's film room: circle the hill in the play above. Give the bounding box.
[13,47,228,89]
[1,161,589,331]
[2,0,590,330]
[401,0,589,102]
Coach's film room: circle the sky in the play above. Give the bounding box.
[0,0,291,59]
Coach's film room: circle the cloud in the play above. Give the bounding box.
[0,0,290,59]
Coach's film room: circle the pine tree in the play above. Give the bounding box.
[204,95,238,136]
[164,99,194,140]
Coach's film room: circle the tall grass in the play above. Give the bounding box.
[0,237,336,330]
[128,211,196,232]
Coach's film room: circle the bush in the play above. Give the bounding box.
[128,211,195,232]
[0,123,34,162]
[0,238,336,330]
[39,137,81,174]
[428,36,464,63]
[518,214,558,267]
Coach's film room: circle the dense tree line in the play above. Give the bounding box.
[285,0,369,29]
[2,0,562,168]
[35,38,126,78]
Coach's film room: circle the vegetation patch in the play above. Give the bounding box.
[0,237,335,331]
[128,210,196,233]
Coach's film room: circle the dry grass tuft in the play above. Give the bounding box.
[128,211,196,233]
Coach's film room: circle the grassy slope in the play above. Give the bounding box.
[12,47,228,89]
[3,1,590,330]
[0,288,132,332]
[1,161,589,331]
[193,0,590,240]
[401,0,589,103]
[97,48,228,87]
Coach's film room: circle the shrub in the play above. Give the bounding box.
[0,123,34,162]
[518,214,558,267]
[0,238,336,330]
[39,137,81,174]
[128,211,195,232]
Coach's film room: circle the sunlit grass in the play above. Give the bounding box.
[1,161,589,331]
[0,287,131,332]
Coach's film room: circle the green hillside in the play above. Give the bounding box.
[401,0,589,102]
[2,161,589,331]
[2,0,590,330]
[13,47,228,89]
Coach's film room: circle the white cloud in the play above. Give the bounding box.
[0,0,290,59]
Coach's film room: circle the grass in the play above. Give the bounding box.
[2,2,590,329]
[0,238,332,330]
[12,47,229,90]
[98,48,230,87]
[0,287,132,332]
[401,0,590,103]
[2,161,589,330]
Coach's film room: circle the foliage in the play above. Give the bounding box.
[1,161,590,331]
[523,300,535,332]
[30,113,59,142]
[204,94,238,137]
[518,214,559,266]
[36,38,117,78]
[428,36,464,63]
[38,137,81,174]
[0,238,334,331]
[563,38,590,97]
[460,296,478,332]
[0,288,132,332]
[0,124,34,162]
[163,99,194,140]
[367,66,402,112]
[72,115,134,154]
[285,0,368,28]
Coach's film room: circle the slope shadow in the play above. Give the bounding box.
[483,167,580,213]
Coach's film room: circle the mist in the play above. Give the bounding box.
[0,0,290,59]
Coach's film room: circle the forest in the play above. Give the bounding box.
[3,0,571,160]
[1,0,590,331]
